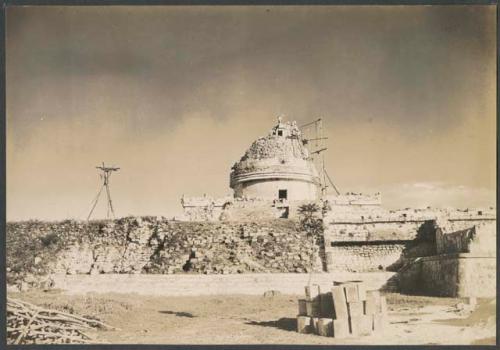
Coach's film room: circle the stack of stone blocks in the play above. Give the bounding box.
[297,281,388,338]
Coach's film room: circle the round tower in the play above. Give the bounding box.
[229,117,321,201]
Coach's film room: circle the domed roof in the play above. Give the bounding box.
[230,118,320,189]
[238,125,309,162]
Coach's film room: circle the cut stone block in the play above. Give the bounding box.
[367,290,381,302]
[320,292,334,317]
[363,298,377,316]
[344,284,359,302]
[349,315,372,337]
[347,301,364,318]
[306,300,313,316]
[298,299,307,316]
[379,296,388,315]
[372,313,383,331]
[359,315,373,336]
[380,312,389,328]
[331,286,349,320]
[349,316,360,336]
[305,284,321,301]
[332,319,350,338]
[306,299,321,317]
[305,285,311,300]
[357,283,367,301]
[343,281,367,302]
[317,318,333,337]
[310,317,320,334]
[297,315,312,334]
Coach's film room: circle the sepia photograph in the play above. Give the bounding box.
[4,3,497,346]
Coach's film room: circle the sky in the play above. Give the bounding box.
[6,5,496,221]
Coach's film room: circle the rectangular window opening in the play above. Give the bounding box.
[278,189,287,200]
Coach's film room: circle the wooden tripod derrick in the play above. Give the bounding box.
[87,162,120,221]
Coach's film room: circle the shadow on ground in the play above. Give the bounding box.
[159,310,195,318]
[245,317,296,332]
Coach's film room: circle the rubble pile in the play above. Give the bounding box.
[7,217,322,285]
[297,281,388,338]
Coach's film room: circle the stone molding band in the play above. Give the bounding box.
[230,171,321,188]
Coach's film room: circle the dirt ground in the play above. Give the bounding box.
[8,289,496,345]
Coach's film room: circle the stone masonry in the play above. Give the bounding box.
[6,217,323,287]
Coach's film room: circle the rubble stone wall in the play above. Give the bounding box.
[182,205,226,222]
[6,218,322,285]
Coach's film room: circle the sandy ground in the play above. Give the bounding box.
[8,290,496,345]
[49,272,396,296]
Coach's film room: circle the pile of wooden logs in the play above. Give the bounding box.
[7,298,116,344]
[297,281,388,338]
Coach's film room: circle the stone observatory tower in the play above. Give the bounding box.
[229,117,321,201]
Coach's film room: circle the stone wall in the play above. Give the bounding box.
[222,199,286,221]
[181,195,231,221]
[324,220,427,243]
[322,217,431,273]
[398,220,496,297]
[326,242,407,272]
[7,209,495,292]
[181,197,317,222]
[322,205,495,274]
[399,253,496,297]
[6,217,322,285]
[436,221,496,256]
[325,193,382,207]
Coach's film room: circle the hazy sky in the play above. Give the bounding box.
[6,5,496,221]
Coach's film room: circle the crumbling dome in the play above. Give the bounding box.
[229,118,321,201]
